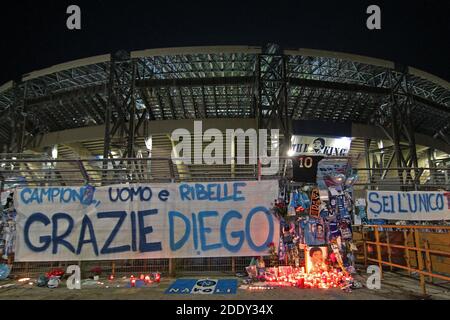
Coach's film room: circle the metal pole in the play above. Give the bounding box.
[406,104,419,190]
[126,60,137,158]
[404,229,411,276]
[168,159,175,183]
[427,148,435,185]
[386,229,393,271]
[364,138,372,189]
[102,60,114,183]
[17,82,28,154]
[169,258,174,276]
[255,55,262,129]
[363,228,368,267]
[424,240,433,283]
[9,83,18,153]
[374,227,383,280]
[390,104,404,189]
[413,230,426,295]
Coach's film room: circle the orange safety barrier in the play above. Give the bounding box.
[357,224,450,295]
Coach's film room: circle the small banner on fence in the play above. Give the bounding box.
[14,181,279,262]
[367,190,450,221]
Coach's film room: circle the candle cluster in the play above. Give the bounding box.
[263,267,352,289]
[128,272,161,287]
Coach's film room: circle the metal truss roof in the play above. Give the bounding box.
[0,46,449,145]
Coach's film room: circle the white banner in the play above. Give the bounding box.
[290,135,351,156]
[14,181,279,262]
[367,191,450,221]
[1,190,12,206]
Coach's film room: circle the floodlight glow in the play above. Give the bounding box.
[145,136,153,151]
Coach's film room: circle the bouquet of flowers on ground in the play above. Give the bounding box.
[267,242,279,268]
[90,266,103,280]
[271,199,287,219]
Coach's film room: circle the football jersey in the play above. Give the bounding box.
[299,192,311,209]
[290,191,311,209]
[289,192,299,208]
[292,156,324,183]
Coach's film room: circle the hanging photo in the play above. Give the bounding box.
[315,222,326,245]
[328,220,341,240]
[337,195,350,218]
[339,219,353,240]
[328,196,338,220]
[306,246,328,274]
[282,224,295,245]
[82,184,96,206]
[302,218,326,246]
[330,241,346,272]
[355,198,369,224]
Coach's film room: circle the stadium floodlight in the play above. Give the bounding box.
[145,136,153,151]
[51,145,58,159]
[287,149,296,157]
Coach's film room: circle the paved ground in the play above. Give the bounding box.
[0,271,449,300]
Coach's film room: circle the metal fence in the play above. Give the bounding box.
[8,257,268,278]
[355,225,450,295]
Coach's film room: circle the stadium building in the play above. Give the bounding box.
[0,44,449,294]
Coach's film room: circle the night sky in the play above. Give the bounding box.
[1,0,449,85]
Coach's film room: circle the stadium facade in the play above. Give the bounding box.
[0,43,449,189]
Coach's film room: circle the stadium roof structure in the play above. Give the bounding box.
[1,44,449,159]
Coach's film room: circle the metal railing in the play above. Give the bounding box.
[8,257,262,278]
[357,225,450,295]
[354,167,450,190]
[1,155,449,190]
